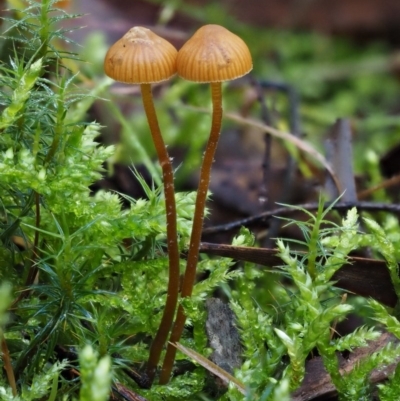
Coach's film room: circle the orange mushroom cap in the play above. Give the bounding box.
[176,24,252,83]
[104,27,178,84]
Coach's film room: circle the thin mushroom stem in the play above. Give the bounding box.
[141,83,180,384]
[159,82,223,384]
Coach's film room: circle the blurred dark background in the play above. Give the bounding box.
[71,0,400,45]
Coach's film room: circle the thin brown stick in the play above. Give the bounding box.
[141,84,180,384]
[357,173,400,199]
[159,82,223,384]
[1,336,17,396]
[202,200,400,235]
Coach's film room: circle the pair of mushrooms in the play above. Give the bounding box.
[104,24,252,385]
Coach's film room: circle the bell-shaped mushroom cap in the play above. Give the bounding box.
[177,24,252,83]
[104,27,178,84]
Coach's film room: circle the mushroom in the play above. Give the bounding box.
[160,24,252,384]
[104,27,180,383]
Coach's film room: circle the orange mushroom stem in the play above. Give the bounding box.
[104,27,180,384]
[160,25,252,384]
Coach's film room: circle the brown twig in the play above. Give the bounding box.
[202,200,400,235]
[1,336,17,396]
[199,242,397,307]
[358,173,400,199]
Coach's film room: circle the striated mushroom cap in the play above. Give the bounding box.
[104,27,178,84]
[177,24,252,83]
